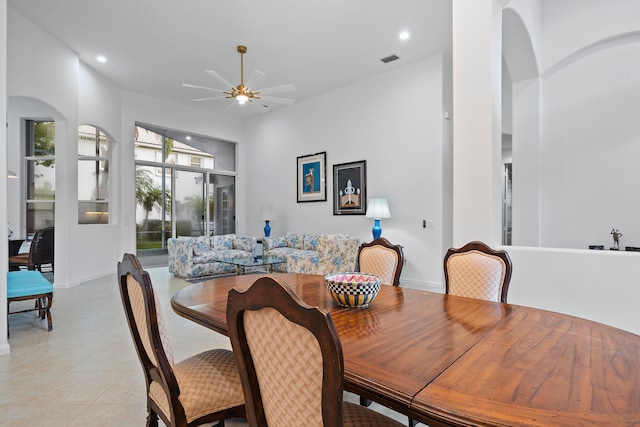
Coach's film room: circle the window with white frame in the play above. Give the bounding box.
[25,120,56,236]
[78,125,110,224]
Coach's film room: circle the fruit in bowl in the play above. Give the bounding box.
[325,272,382,308]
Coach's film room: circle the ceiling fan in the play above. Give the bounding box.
[182,45,296,111]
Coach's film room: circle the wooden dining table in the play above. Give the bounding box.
[171,272,640,426]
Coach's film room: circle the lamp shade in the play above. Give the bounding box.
[366,198,391,219]
[260,205,272,221]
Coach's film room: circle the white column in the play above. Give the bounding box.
[452,0,504,246]
[1,0,11,355]
[512,77,541,246]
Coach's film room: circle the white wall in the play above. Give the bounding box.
[540,42,640,249]
[244,56,449,289]
[507,246,640,335]
[540,0,640,75]
[504,0,640,250]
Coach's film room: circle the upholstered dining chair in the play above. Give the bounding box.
[117,253,245,427]
[226,275,405,427]
[443,241,513,303]
[9,227,54,272]
[356,238,404,287]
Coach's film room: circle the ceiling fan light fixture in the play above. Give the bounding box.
[183,44,295,111]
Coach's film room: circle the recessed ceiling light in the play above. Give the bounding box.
[399,31,410,40]
[186,136,191,140]
[96,55,107,63]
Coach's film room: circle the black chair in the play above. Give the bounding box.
[8,240,25,271]
[9,228,54,272]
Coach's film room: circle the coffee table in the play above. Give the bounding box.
[213,254,286,275]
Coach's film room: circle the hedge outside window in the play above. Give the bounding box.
[78,125,110,224]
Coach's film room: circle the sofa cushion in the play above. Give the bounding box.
[210,234,235,250]
[192,236,211,256]
[303,235,320,251]
[233,237,256,253]
[285,233,304,249]
[193,249,252,265]
[264,236,286,250]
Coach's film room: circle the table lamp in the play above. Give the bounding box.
[366,198,390,240]
[260,205,272,237]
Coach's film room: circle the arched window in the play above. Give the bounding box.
[78,125,110,224]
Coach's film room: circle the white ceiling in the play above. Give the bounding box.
[8,0,452,119]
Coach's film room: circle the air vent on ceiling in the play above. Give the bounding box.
[380,54,399,64]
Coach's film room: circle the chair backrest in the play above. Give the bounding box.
[227,276,344,427]
[443,241,512,303]
[117,253,183,422]
[8,239,24,257]
[356,237,404,286]
[29,227,54,270]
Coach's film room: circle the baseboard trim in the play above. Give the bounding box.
[399,278,443,293]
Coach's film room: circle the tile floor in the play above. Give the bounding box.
[1,267,418,426]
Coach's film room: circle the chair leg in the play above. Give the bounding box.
[146,409,159,427]
[36,298,44,319]
[45,299,52,332]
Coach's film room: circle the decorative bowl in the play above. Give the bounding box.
[325,272,382,308]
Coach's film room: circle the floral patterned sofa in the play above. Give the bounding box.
[168,234,257,279]
[263,233,360,275]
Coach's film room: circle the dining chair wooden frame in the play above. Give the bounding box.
[443,240,513,303]
[117,253,245,427]
[226,275,404,427]
[356,237,404,287]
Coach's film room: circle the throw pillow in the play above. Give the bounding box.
[233,237,256,253]
[304,235,320,250]
[285,233,304,249]
[264,236,286,250]
[210,234,235,250]
[192,236,210,256]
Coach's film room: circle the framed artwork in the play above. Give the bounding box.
[297,152,327,202]
[333,160,367,215]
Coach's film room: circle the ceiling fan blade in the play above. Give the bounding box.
[182,83,225,93]
[224,101,238,112]
[256,84,296,95]
[259,95,295,106]
[192,95,228,102]
[246,69,266,90]
[204,70,235,89]
[249,101,270,113]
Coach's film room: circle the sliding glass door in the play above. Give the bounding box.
[134,124,236,261]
